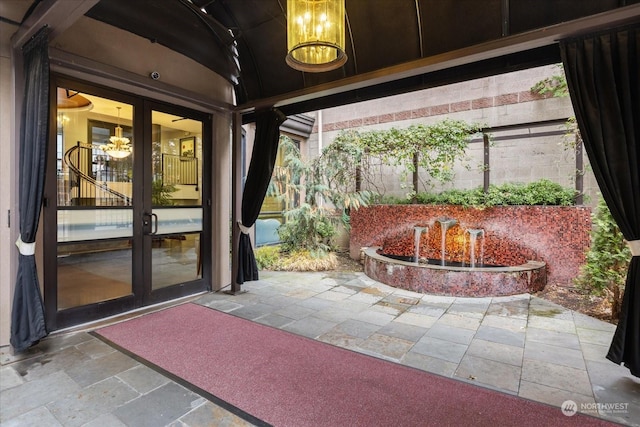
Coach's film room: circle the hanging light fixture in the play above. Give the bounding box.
[100,107,132,159]
[286,0,347,72]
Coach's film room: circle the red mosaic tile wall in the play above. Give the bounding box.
[350,205,592,285]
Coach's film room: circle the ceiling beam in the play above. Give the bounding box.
[11,0,99,48]
[236,3,640,115]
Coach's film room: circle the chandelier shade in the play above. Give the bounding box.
[286,0,347,72]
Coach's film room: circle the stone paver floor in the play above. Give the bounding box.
[1,271,639,426]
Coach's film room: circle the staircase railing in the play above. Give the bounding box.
[64,142,132,206]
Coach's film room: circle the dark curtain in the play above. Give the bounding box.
[236,108,287,284]
[10,27,50,352]
[560,25,640,377]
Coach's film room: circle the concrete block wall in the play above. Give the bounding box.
[305,64,600,205]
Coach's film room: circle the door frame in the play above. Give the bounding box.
[44,75,212,330]
[140,99,213,306]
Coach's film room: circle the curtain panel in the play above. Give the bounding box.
[10,27,51,351]
[560,25,640,377]
[236,108,287,284]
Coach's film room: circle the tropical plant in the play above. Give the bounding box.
[268,136,306,212]
[152,178,176,206]
[311,135,376,217]
[268,135,373,256]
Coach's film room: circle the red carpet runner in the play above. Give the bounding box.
[95,303,612,427]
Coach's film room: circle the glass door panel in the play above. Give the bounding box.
[48,80,210,330]
[149,110,203,291]
[56,89,134,310]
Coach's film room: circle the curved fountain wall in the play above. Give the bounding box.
[351,205,592,290]
[364,247,546,297]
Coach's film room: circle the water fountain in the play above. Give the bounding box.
[437,218,457,266]
[413,226,427,263]
[363,217,546,297]
[465,229,485,268]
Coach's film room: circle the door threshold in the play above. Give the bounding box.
[51,292,208,335]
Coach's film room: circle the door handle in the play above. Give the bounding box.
[143,213,159,235]
[150,213,159,235]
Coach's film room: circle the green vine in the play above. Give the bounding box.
[531,64,588,191]
[530,64,568,98]
[331,118,483,197]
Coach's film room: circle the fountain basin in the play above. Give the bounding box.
[363,247,546,297]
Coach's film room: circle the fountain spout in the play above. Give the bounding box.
[413,226,427,263]
[437,218,457,266]
[466,229,485,268]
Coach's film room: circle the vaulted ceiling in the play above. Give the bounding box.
[4,0,640,119]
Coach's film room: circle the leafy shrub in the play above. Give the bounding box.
[575,197,631,320]
[382,179,577,207]
[278,203,338,256]
[254,245,281,270]
[253,245,339,271]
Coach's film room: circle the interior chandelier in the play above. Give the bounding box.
[101,106,132,159]
[286,0,347,72]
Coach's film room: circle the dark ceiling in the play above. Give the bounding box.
[15,0,640,118]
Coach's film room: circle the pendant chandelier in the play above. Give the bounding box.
[101,107,132,159]
[286,0,347,72]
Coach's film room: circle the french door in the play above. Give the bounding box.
[45,77,211,330]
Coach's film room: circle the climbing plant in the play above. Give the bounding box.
[530,64,568,98]
[530,63,590,208]
[531,64,583,160]
[328,118,483,199]
[267,119,481,254]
